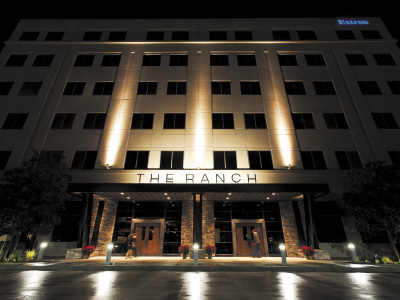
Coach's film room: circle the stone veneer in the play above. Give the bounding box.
[181,200,194,246]
[202,200,215,247]
[280,201,303,257]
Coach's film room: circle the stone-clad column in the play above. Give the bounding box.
[280,201,302,257]
[202,200,214,247]
[181,199,194,246]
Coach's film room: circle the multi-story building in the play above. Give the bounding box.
[0,18,399,258]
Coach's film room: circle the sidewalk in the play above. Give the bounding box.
[1,256,400,272]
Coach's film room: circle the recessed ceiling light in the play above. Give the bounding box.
[266,197,270,200]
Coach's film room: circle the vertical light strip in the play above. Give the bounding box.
[105,99,126,167]
[276,100,293,167]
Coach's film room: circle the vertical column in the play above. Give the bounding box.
[280,201,303,257]
[202,200,215,247]
[181,199,194,246]
[193,193,203,248]
[77,193,93,248]
[304,193,319,249]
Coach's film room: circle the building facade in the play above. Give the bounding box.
[1,18,399,258]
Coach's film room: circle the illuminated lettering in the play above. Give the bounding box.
[150,174,159,183]
[231,173,241,183]
[216,174,225,183]
[186,174,194,183]
[338,19,369,25]
[247,174,257,183]
[166,174,174,183]
[137,174,144,183]
[201,174,210,183]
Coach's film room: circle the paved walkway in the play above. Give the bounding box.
[1,256,400,272]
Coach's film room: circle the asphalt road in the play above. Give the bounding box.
[0,270,399,299]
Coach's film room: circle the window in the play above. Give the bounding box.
[278,55,298,66]
[167,82,187,95]
[313,81,336,95]
[323,113,349,129]
[336,30,355,40]
[388,151,400,165]
[346,54,368,66]
[284,81,306,95]
[5,55,27,66]
[108,31,126,41]
[305,54,326,66]
[63,82,85,95]
[300,151,327,170]
[0,82,13,95]
[51,113,75,129]
[163,113,186,129]
[71,151,98,169]
[357,81,382,95]
[101,55,121,67]
[45,32,64,41]
[83,113,107,129]
[137,82,157,95]
[212,113,234,129]
[387,81,400,94]
[291,113,315,129]
[244,114,267,129]
[210,55,229,66]
[1,113,28,129]
[373,54,396,65]
[361,30,382,39]
[335,151,363,170]
[248,151,273,169]
[0,151,12,170]
[146,31,164,40]
[371,113,399,129]
[211,82,231,95]
[234,31,252,40]
[32,55,54,67]
[297,30,317,40]
[273,31,291,40]
[214,151,237,169]
[142,55,161,66]
[237,55,257,66]
[160,151,184,169]
[74,55,94,67]
[210,31,227,40]
[18,82,42,95]
[93,82,114,95]
[83,32,102,41]
[40,151,64,163]
[131,114,154,129]
[240,82,261,95]
[124,151,149,169]
[169,55,188,66]
[20,32,39,41]
[171,31,189,40]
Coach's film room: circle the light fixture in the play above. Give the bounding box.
[286,164,292,170]
[272,193,276,196]
[106,164,111,169]
[266,197,270,200]
[121,193,124,195]
[127,197,131,200]
[226,197,229,200]
[164,193,168,196]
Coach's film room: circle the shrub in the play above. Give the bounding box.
[8,249,25,262]
[381,256,394,264]
[25,250,37,261]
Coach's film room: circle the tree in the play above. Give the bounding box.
[0,150,71,257]
[343,161,400,260]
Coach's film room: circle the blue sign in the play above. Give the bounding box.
[338,20,369,25]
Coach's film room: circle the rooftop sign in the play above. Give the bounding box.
[338,20,369,25]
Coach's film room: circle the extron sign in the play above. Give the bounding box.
[338,19,370,25]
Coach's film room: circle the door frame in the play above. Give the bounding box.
[130,218,165,256]
[231,219,269,257]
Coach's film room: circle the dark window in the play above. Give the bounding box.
[74,55,94,66]
[373,54,396,65]
[71,151,98,169]
[361,30,382,39]
[137,82,157,95]
[20,32,39,41]
[212,113,234,129]
[313,81,336,95]
[32,55,54,67]
[315,201,347,243]
[40,151,64,163]
[291,113,315,129]
[167,82,187,95]
[142,55,161,66]
[124,151,149,169]
[51,113,75,129]
[83,113,107,129]
[108,31,126,41]
[5,55,27,66]
[93,82,114,95]
[244,113,267,129]
[214,151,237,169]
[63,82,85,95]
[101,55,121,67]
[0,151,12,170]
[0,82,13,95]
[273,31,291,40]
[300,151,327,170]
[371,113,399,129]
[248,151,273,169]
[346,54,368,66]
[387,81,400,94]
[1,113,28,129]
[146,31,164,41]
[210,31,227,40]
[297,30,317,40]
[336,30,355,40]
[388,151,400,165]
[278,55,298,66]
[83,32,102,41]
[323,113,349,129]
[163,113,186,129]
[171,31,189,40]
[131,114,154,129]
[210,55,229,66]
[305,54,326,66]
[160,151,184,169]
[357,81,382,95]
[237,55,257,66]
[335,151,363,170]
[45,32,64,41]
[234,31,253,40]
[240,82,262,95]
[211,82,231,95]
[169,55,188,66]
[18,82,42,95]
[284,81,306,95]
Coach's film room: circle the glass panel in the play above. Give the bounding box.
[148,226,153,240]
[242,226,248,240]
[141,226,146,240]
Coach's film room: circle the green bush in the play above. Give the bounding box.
[8,249,25,262]
[25,250,37,261]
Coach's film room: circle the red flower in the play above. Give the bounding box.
[82,246,95,255]
[301,246,315,255]
[205,245,217,254]
[178,245,190,254]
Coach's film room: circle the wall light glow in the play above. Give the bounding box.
[276,101,293,167]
